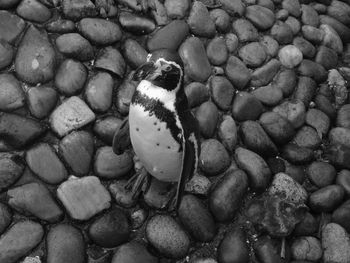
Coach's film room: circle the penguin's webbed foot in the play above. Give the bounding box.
[125,168,149,199]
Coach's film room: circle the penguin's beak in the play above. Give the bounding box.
[133,62,157,81]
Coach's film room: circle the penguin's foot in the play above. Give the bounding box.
[125,168,149,199]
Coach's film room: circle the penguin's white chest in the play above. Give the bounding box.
[129,103,183,182]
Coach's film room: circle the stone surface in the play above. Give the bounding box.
[322,223,350,263]
[0,40,14,70]
[0,153,24,192]
[225,56,251,90]
[245,5,275,30]
[16,0,51,22]
[0,11,26,43]
[187,1,216,38]
[111,242,157,263]
[0,74,25,112]
[27,86,58,119]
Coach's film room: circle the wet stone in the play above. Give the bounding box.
[16,0,51,23]
[307,161,336,188]
[210,76,235,110]
[322,223,350,263]
[185,173,211,196]
[252,85,283,106]
[56,33,94,61]
[185,82,210,108]
[225,56,251,90]
[232,92,263,121]
[218,115,238,152]
[27,85,57,119]
[245,5,275,30]
[273,69,297,97]
[26,143,68,184]
[50,96,96,137]
[0,11,26,44]
[210,8,230,33]
[46,19,76,33]
[232,19,259,42]
[206,37,228,66]
[57,176,111,220]
[109,180,137,208]
[0,74,25,112]
[111,242,157,263]
[0,220,44,263]
[0,40,14,70]
[278,45,303,68]
[188,1,216,38]
[59,131,94,176]
[271,21,294,44]
[309,185,344,212]
[293,37,316,59]
[47,224,85,263]
[93,116,123,145]
[8,182,63,222]
[301,4,319,27]
[291,236,322,261]
[95,47,125,78]
[119,12,156,35]
[62,0,97,21]
[0,203,12,235]
[122,39,148,69]
[0,153,24,192]
[251,59,281,87]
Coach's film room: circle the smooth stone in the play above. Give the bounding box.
[309,185,344,212]
[320,24,343,54]
[261,36,279,58]
[239,42,267,67]
[62,0,97,21]
[251,59,281,87]
[259,111,295,144]
[109,180,137,208]
[0,0,21,8]
[329,127,350,148]
[85,72,113,112]
[252,85,283,106]
[188,1,216,38]
[59,131,94,176]
[147,20,189,51]
[94,117,122,145]
[0,74,25,112]
[56,33,94,61]
[26,143,68,184]
[278,45,303,68]
[314,94,337,120]
[258,0,274,10]
[210,8,230,32]
[0,203,11,235]
[232,92,263,121]
[206,37,228,66]
[0,40,14,70]
[179,194,216,242]
[179,37,211,82]
[315,45,338,70]
[301,4,319,27]
[8,182,63,222]
[282,144,314,164]
[311,2,327,13]
[322,223,350,263]
[305,109,330,138]
[225,56,251,89]
[273,69,297,97]
[301,25,324,44]
[232,19,259,42]
[271,21,294,44]
[50,96,95,137]
[327,0,350,26]
[209,168,248,222]
[94,146,133,179]
[185,82,210,108]
[196,101,218,138]
[291,237,322,261]
[282,0,301,17]
[210,76,235,110]
[293,212,318,236]
[143,178,172,209]
[89,209,130,248]
[27,86,58,119]
[276,9,289,20]
[235,147,271,191]
[273,100,306,128]
[57,176,111,220]
[332,199,350,232]
[0,11,26,43]
[164,0,190,19]
[55,59,87,96]
[285,16,301,35]
[218,115,238,152]
[337,104,350,129]
[119,12,155,35]
[245,5,275,30]
[307,161,336,188]
[122,39,148,68]
[254,236,287,263]
[0,153,24,192]
[116,79,137,115]
[95,46,126,78]
[220,0,245,16]
[293,37,316,59]
[217,227,250,263]
[111,242,157,263]
[46,224,85,263]
[0,221,44,263]
[199,139,230,176]
[319,15,350,42]
[225,33,239,53]
[336,170,350,196]
[16,0,51,22]
[0,113,45,148]
[15,25,55,85]
[146,215,190,259]
[327,144,350,170]
[294,76,316,107]
[46,19,76,33]
[149,0,169,25]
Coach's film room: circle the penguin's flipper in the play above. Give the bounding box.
[112,118,131,155]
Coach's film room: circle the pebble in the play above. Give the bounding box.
[320,15,350,43]
[147,20,189,51]
[85,72,114,112]
[245,5,275,30]
[293,212,318,236]
[209,168,248,222]
[143,178,172,209]
[285,16,301,35]
[62,0,97,21]
[337,104,350,129]
[217,227,250,263]
[282,0,301,17]
[179,37,211,82]
[94,146,133,179]
[322,223,350,263]
[315,45,338,70]
[188,1,216,38]
[220,0,245,16]
[336,170,350,196]
[146,215,190,259]
[27,85,58,119]
[294,76,316,107]
[284,161,306,184]
[218,115,238,152]
[56,33,94,61]
[95,47,126,78]
[273,69,297,97]
[185,173,211,196]
[332,199,350,232]
[46,224,85,263]
[225,56,251,89]
[179,194,216,242]
[306,109,330,138]
[301,25,324,44]
[57,176,111,220]
[0,203,12,235]
[16,0,51,22]
[307,161,336,188]
[0,40,14,70]
[0,74,25,112]
[15,25,55,85]
[327,144,350,170]
[301,4,319,27]
[0,153,24,192]
[232,92,263,121]
[119,12,155,35]
[329,127,350,149]
[210,76,235,110]
[111,242,157,263]
[239,42,267,68]
[0,221,43,263]
[232,19,259,42]
[0,0,21,8]
[199,139,231,176]
[276,9,289,20]
[122,39,148,69]
[271,21,294,44]
[109,180,137,208]
[195,101,218,137]
[55,59,87,96]
[89,209,130,248]
[327,0,350,26]
[206,37,228,66]
[164,0,189,19]
[314,94,337,120]
[46,19,76,33]
[273,100,306,128]
[278,45,303,68]
[293,37,316,59]
[260,36,280,58]
[184,82,208,108]
[291,236,322,261]
[309,185,344,212]
[210,9,230,32]
[320,24,343,54]
[116,79,137,115]
[254,236,285,263]
[240,120,278,156]
[59,131,94,176]
[235,147,271,191]
[282,143,314,164]
[0,113,45,148]
[8,182,63,222]
[252,85,283,106]
[50,96,96,137]
[0,11,26,44]
[225,33,239,53]
[251,59,281,87]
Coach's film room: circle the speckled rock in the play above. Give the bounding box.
[291,236,322,261]
[322,223,350,263]
[232,92,263,121]
[245,5,275,30]
[232,19,259,42]
[111,242,158,263]
[56,33,94,61]
[27,86,58,119]
[188,1,216,38]
[225,33,239,53]
[309,185,344,212]
[206,37,228,66]
[185,173,211,196]
[95,47,126,78]
[0,11,26,44]
[0,74,25,112]
[0,153,24,192]
[0,40,14,70]
[225,56,251,90]
[218,115,238,152]
[16,0,51,22]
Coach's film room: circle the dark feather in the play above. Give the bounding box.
[112,118,131,155]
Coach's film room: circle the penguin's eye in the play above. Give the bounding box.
[163,65,172,72]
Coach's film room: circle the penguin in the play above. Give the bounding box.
[113,52,200,209]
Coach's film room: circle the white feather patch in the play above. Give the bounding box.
[188,132,199,173]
